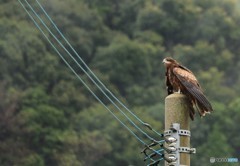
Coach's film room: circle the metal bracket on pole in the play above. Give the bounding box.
[164,123,196,166]
[164,129,191,137]
[164,123,180,166]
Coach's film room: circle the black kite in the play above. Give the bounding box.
[163,57,213,120]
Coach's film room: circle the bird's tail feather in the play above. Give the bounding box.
[196,100,212,117]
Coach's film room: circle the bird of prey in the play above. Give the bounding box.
[163,57,213,120]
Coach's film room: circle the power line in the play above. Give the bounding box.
[18,0,164,161]
[35,0,163,138]
[23,0,163,143]
[18,0,150,146]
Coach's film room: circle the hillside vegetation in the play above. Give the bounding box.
[0,0,240,165]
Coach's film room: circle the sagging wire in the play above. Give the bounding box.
[23,0,163,143]
[18,0,165,163]
[35,0,163,138]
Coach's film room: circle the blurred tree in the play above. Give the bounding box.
[197,67,236,103]
[19,88,79,165]
[173,41,216,71]
[1,0,240,165]
[42,0,111,64]
[225,98,240,156]
[85,0,145,36]
[192,124,233,166]
[94,35,165,106]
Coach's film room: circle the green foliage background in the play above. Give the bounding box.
[0,0,240,165]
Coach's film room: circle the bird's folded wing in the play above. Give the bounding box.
[173,67,213,111]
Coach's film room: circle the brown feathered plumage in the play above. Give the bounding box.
[163,57,213,120]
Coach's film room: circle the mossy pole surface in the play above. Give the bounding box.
[165,93,190,166]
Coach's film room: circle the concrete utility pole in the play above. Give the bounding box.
[164,93,194,166]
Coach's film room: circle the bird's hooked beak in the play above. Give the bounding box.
[162,58,172,66]
[162,58,167,63]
